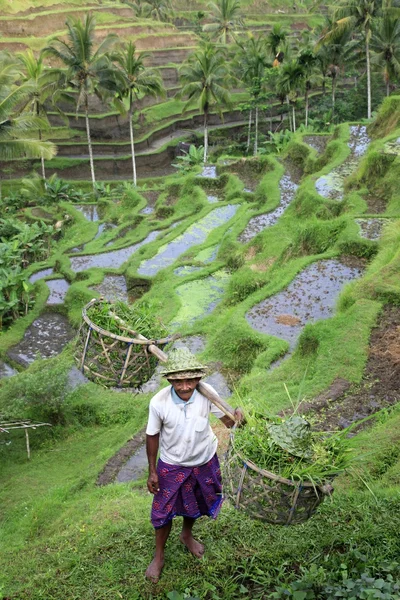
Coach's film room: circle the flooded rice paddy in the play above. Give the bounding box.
[239,171,298,243]
[7,313,75,367]
[70,230,161,272]
[199,165,218,178]
[74,204,101,221]
[315,126,370,200]
[29,268,54,284]
[355,218,388,240]
[91,275,128,302]
[246,259,363,349]
[46,279,70,305]
[172,270,230,327]
[137,205,238,277]
[303,135,330,154]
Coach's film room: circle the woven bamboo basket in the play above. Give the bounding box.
[223,428,333,525]
[75,298,175,388]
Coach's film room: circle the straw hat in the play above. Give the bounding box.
[161,347,207,379]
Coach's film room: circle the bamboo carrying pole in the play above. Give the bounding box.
[131,331,237,422]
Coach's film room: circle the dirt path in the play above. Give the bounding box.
[297,305,400,431]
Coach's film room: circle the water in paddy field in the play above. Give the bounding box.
[69,230,161,272]
[238,171,298,243]
[93,222,116,240]
[171,270,230,328]
[46,279,70,305]
[137,205,238,277]
[355,218,388,240]
[7,313,75,367]
[74,204,101,221]
[246,259,364,349]
[303,135,330,154]
[0,361,17,379]
[195,245,219,263]
[141,206,154,214]
[91,275,128,302]
[207,195,219,203]
[198,165,217,178]
[315,125,370,200]
[384,137,400,155]
[29,267,54,284]
[174,265,203,276]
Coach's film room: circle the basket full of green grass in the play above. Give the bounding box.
[224,414,352,525]
[75,298,174,388]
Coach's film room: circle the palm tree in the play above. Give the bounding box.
[266,24,289,64]
[179,42,232,162]
[203,0,244,45]
[276,59,305,132]
[321,0,383,119]
[17,49,64,179]
[371,14,400,95]
[112,42,165,185]
[0,51,56,162]
[235,35,271,154]
[43,15,117,188]
[297,45,317,128]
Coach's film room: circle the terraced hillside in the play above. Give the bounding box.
[0,0,322,180]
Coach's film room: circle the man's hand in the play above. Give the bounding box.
[147,471,160,494]
[234,407,246,426]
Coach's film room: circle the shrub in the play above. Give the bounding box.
[296,325,320,356]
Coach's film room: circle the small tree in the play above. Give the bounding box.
[44,15,117,188]
[203,0,244,44]
[112,42,165,185]
[179,42,232,162]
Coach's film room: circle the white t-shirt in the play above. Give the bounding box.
[146,382,225,467]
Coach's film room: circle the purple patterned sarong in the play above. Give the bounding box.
[150,453,223,529]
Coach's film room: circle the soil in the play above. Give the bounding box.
[294,304,400,432]
[364,192,388,214]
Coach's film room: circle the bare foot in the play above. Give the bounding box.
[179,533,205,559]
[145,557,164,583]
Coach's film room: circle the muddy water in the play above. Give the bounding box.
[246,259,363,349]
[74,204,100,221]
[303,135,329,154]
[70,230,161,272]
[315,125,370,200]
[238,171,298,243]
[199,165,217,178]
[91,275,128,302]
[172,270,230,327]
[137,205,238,277]
[46,279,70,305]
[29,268,54,283]
[355,218,388,240]
[7,313,75,367]
[384,137,400,154]
[0,361,17,378]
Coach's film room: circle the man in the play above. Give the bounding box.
[145,347,244,583]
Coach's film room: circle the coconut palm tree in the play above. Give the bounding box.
[179,42,232,162]
[321,0,383,119]
[0,51,56,162]
[276,59,305,132]
[17,49,65,179]
[203,0,244,45]
[266,24,289,64]
[43,15,117,188]
[371,14,400,95]
[235,35,271,154]
[112,42,165,185]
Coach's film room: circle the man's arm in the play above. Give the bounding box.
[146,433,160,494]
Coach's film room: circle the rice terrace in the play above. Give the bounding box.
[1,0,400,597]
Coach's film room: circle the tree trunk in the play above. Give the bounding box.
[305,89,309,128]
[253,105,259,155]
[246,109,252,154]
[366,38,372,119]
[203,111,208,163]
[85,100,96,188]
[129,108,137,186]
[286,96,292,132]
[332,77,336,118]
[292,104,296,132]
